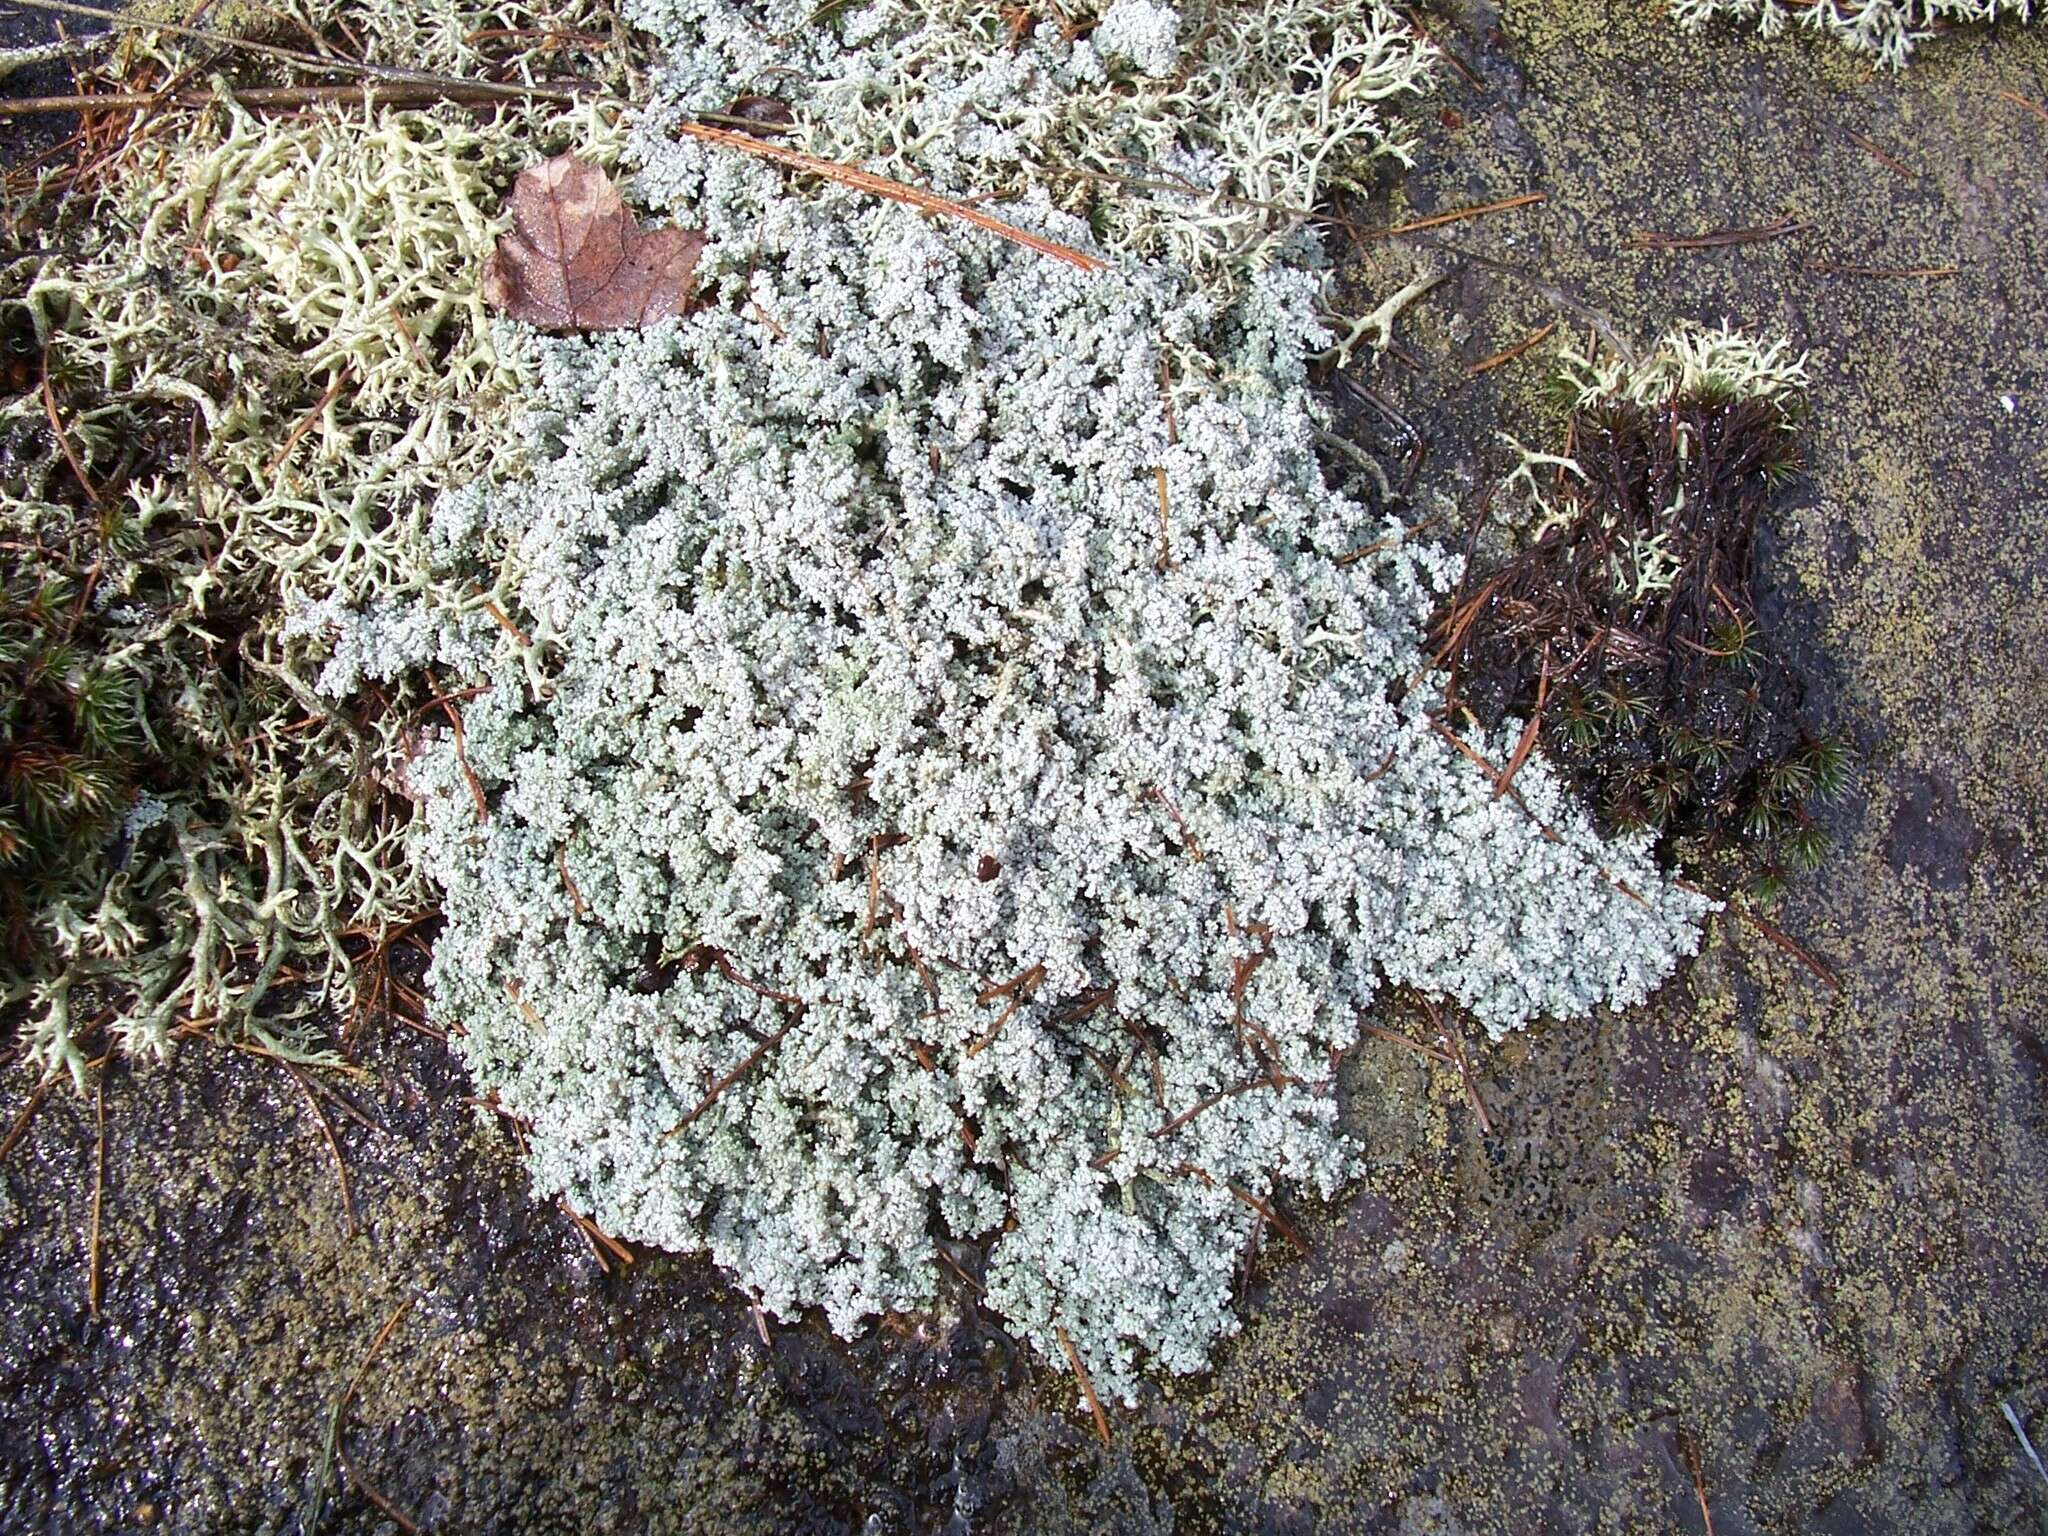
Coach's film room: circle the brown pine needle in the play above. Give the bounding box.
[1152,1073,1287,1139]
[477,598,533,649]
[1395,7,1485,90]
[556,845,588,917]
[1802,260,1957,280]
[335,1442,420,1535]
[1427,1000,1494,1135]
[1362,1022,1454,1065]
[664,1022,795,1133]
[1363,191,1545,241]
[1492,644,1549,800]
[1056,1324,1112,1444]
[1629,216,1803,251]
[1997,89,2048,125]
[1844,128,1915,179]
[40,347,99,504]
[676,120,1105,271]
[1735,902,1843,992]
[1468,319,1557,375]
[434,686,488,823]
[0,1079,53,1165]
[1153,465,1174,571]
[1226,1183,1310,1256]
[287,1062,357,1238]
[0,81,587,116]
[1678,1429,1717,1536]
[87,1076,106,1317]
[267,368,351,475]
[346,1296,416,1408]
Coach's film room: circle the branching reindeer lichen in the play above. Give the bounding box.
[1669,0,2036,66]
[0,2,622,1080]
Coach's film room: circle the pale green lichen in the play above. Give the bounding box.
[0,4,622,1081]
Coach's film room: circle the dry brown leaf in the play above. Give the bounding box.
[483,154,706,332]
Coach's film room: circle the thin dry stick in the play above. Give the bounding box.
[267,368,350,475]
[88,1075,106,1317]
[1803,260,1957,279]
[1629,216,1803,251]
[1996,89,2048,125]
[287,1062,357,1237]
[40,347,99,504]
[1468,319,1557,376]
[1055,1324,1112,1444]
[664,1022,795,1134]
[675,121,1105,272]
[0,1079,53,1165]
[1226,1183,1310,1255]
[1360,191,1545,242]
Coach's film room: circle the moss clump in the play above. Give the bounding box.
[0,514,160,960]
[1437,327,1852,897]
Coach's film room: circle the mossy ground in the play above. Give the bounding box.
[2,2,2045,1531]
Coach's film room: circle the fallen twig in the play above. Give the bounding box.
[1802,260,1957,279]
[1468,319,1557,376]
[1056,1324,1112,1444]
[676,120,1105,272]
[0,1079,53,1165]
[1629,216,1803,251]
[1361,191,1545,242]
[663,1022,795,1134]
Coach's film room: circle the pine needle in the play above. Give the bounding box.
[674,121,1106,272]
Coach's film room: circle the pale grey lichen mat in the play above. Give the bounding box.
[399,0,1712,1404]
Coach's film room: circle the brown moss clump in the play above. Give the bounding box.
[1434,331,1850,897]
